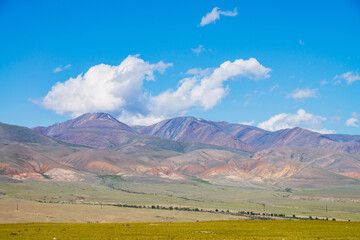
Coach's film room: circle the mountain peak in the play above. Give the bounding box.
[34,112,135,137]
[62,112,127,130]
[79,112,117,121]
[170,116,201,122]
[288,127,318,134]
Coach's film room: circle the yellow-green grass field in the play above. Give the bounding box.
[0,220,359,239]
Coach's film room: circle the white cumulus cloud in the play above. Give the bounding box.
[41,55,172,117]
[258,109,335,134]
[200,7,237,27]
[287,88,318,100]
[147,58,271,121]
[40,56,270,125]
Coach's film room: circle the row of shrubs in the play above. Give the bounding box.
[112,203,335,220]
[36,200,337,221]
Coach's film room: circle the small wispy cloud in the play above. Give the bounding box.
[346,118,359,127]
[53,64,72,73]
[346,112,360,127]
[269,84,279,92]
[239,120,255,126]
[333,72,360,85]
[287,88,318,100]
[299,40,305,46]
[200,7,237,27]
[191,45,205,55]
[320,80,328,86]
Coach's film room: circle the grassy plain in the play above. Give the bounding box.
[1,178,359,222]
[0,197,247,223]
[0,220,359,239]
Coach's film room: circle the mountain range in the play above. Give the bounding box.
[1,112,360,188]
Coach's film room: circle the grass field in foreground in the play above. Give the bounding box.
[0,220,359,240]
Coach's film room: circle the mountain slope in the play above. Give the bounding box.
[203,121,269,143]
[34,113,360,154]
[0,122,186,181]
[157,148,359,188]
[245,127,360,154]
[0,123,89,181]
[0,122,63,146]
[253,147,360,178]
[35,112,135,136]
[324,134,360,143]
[194,120,360,154]
[33,113,253,155]
[34,113,137,148]
[139,117,256,152]
[1,122,359,187]
[138,117,360,154]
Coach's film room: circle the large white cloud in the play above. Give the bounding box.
[200,7,237,27]
[147,58,271,120]
[41,55,172,117]
[287,88,318,100]
[258,109,335,134]
[40,56,270,125]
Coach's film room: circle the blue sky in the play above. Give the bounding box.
[0,0,359,134]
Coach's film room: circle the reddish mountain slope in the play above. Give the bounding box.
[157,148,359,188]
[1,122,359,187]
[253,147,360,179]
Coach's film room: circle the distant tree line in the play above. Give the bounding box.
[35,199,337,221]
